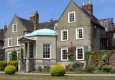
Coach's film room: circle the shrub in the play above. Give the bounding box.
[50,64,66,76]
[7,60,18,68]
[101,65,111,72]
[85,65,94,73]
[4,65,17,75]
[0,61,7,71]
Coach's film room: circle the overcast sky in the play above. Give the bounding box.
[0,0,115,28]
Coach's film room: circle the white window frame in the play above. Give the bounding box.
[76,47,84,60]
[8,38,12,47]
[43,44,51,59]
[61,48,68,61]
[76,28,84,40]
[68,11,76,23]
[12,23,17,32]
[7,52,12,61]
[61,30,68,41]
[17,37,20,46]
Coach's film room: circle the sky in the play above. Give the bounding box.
[0,0,115,28]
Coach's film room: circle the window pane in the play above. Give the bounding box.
[62,49,68,60]
[63,31,67,40]
[77,28,83,39]
[29,43,33,58]
[77,48,83,60]
[69,12,75,22]
[43,44,50,59]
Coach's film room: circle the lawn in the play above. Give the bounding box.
[0,74,115,80]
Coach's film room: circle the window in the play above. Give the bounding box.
[61,30,68,41]
[61,48,68,61]
[43,44,50,59]
[12,23,17,32]
[76,28,83,39]
[8,38,12,47]
[7,52,12,61]
[68,11,75,23]
[76,47,84,60]
[17,37,20,46]
[29,43,34,58]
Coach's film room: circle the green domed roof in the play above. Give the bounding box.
[25,29,58,37]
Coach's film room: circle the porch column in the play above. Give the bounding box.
[26,42,30,72]
[18,44,22,72]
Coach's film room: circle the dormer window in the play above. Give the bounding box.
[12,23,17,32]
[68,11,76,23]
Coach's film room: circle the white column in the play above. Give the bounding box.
[26,42,30,73]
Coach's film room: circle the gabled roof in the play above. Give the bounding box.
[16,16,34,31]
[58,0,104,29]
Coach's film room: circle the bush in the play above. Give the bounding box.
[7,61,18,68]
[101,65,111,72]
[85,66,94,73]
[0,61,7,71]
[50,64,66,76]
[4,65,17,75]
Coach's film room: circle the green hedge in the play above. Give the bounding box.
[50,64,66,76]
[0,60,18,71]
[4,65,16,75]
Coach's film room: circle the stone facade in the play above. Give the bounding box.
[55,1,105,65]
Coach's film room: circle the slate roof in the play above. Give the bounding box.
[39,20,58,30]
[17,17,34,31]
[17,16,58,30]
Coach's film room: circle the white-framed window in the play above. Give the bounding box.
[12,23,17,32]
[61,48,68,61]
[61,30,68,41]
[43,44,51,59]
[76,47,84,60]
[68,11,76,23]
[29,43,34,58]
[7,52,12,61]
[17,37,20,46]
[8,38,12,47]
[76,28,84,39]
[17,51,19,60]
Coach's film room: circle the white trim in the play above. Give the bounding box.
[61,48,68,61]
[68,11,76,23]
[12,23,17,32]
[76,47,84,60]
[7,52,12,61]
[43,44,51,59]
[61,30,68,41]
[8,38,12,47]
[76,28,84,40]
[17,37,20,46]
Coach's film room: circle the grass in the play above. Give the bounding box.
[0,74,115,80]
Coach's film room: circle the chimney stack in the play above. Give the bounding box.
[82,1,93,15]
[30,11,39,30]
[4,24,7,33]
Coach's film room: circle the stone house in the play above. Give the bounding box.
[4,0,106,72]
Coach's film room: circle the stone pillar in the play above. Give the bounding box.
[26,42,30,72]
[18,44,22,72]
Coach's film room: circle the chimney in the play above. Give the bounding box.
[82,1,93,15]
[30,11,39,30]
[33,11,39,30]
[4,24,7,33]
